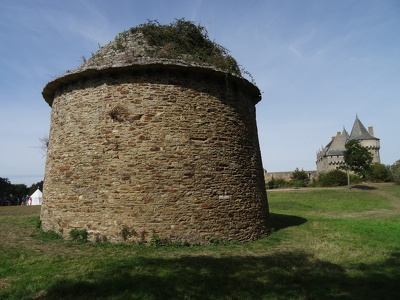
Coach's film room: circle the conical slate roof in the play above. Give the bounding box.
[342,128,349,141]
[325,132,346,156]
[349,116,379,141]
[42,20,260,106]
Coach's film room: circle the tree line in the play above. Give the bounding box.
[0,177,43,206]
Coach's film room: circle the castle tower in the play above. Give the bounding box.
[349,116,380,164]
[40,21,269,244]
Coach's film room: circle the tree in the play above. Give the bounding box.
[0,177,12,198]
[291,168,309,187]
[342,140,373,186]
[391,160,400,185]
[11,184,29,199]
[39,136,49,157]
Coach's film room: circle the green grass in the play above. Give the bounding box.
[270,189,393,216]
[0,183,399,299]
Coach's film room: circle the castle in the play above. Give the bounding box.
[40,21,269,244]
[316,116,380,173]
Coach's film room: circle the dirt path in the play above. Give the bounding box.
[371,189,400,209]
[364,188,400,217]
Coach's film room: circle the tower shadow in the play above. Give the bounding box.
[269,213,307,232]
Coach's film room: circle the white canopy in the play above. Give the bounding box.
[30,189,42,205]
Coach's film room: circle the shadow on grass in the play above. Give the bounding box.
[351,185,377,190]
[36,250,400,300]
[270,213,307,232]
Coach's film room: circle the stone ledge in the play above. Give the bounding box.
[42,63,261,107]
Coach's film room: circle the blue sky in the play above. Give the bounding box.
[1,0,399,186]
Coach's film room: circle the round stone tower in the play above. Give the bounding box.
[41,20,269,244]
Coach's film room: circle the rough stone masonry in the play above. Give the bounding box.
[40,25,269,244]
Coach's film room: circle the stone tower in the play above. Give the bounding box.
[40,21,269,244]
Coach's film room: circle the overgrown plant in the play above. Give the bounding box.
[69,229,88,242]
[114,19,246,77]
[120,226,137,241]
[150,234,191,247]
[95,236,109,244]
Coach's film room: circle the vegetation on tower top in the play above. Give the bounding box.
[113,19,243,76]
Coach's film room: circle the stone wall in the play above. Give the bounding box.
[41,67,270,244]
[264,170,318,184]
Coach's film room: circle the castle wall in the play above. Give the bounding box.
[316,156,345,173]
[264,170,317,184]
[41,69,269,244]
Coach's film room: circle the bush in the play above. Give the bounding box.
[317,170,348,187]
[394,168,400,185]
[349,173,362,184]
[366,163,393,182]
[266,177,288,189]
[290,168,309,187]
[390,160,400,185]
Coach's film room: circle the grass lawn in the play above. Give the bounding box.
[0,183,399,299]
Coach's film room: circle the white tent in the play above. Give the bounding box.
[29,189,42,205]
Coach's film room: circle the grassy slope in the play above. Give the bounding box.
[0,183,399,300]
